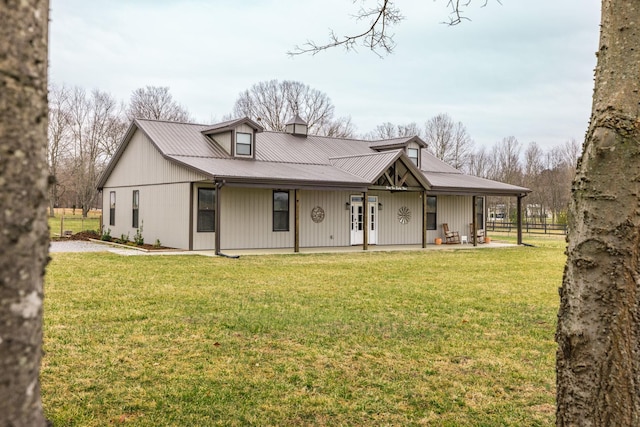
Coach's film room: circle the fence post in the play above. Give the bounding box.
[60,215,64,237]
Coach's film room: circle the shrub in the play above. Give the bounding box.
[134,221,144,246]
[101,228,111,241]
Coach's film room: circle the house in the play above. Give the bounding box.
[97,116,530,253]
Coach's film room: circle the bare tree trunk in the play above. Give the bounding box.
[557,1,640,425]
[0,1,49,426]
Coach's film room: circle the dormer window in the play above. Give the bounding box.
[408,148,419,166]
[235,132,252,157]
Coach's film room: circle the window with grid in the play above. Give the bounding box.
[426,196,437,230]
[109,191,116,226]
[197,188,216,232]
[236,132,252,156]
[132,190,139,228]
[273,191,289,232]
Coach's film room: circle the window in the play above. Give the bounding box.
[109,192,116,226]
[236,132,252,156]
[408,148,419,166]
[197,188,216,232]
[426,196,437,230]
[132,190,139,228]
[273,191,289,232]
[475,197,484,229]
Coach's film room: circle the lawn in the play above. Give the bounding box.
[48,210,101,238]
[43,238,565,426]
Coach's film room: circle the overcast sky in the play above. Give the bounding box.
[49,0,601,151]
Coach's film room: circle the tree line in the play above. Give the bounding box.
[47,85,191,216]
[48,80,579,222]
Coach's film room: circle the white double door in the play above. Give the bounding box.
[350,195,378,245]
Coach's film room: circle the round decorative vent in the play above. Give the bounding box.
[398,206,411,224]
[311,206,325,223]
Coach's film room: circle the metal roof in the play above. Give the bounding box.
[136,119,229,158]
[369,135,428,150]
[98,118,530,196]
[285,114,307,125]
[200,117,264,134]
[330,150,403,182]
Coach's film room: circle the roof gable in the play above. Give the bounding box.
[330,150,431,190]
[201,117,264,135]
[369,135,427,151]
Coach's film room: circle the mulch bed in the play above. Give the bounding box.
[60,230,173,250]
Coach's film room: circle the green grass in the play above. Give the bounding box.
[48,213,101,237]
[43,237,565,426]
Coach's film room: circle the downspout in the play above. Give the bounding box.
[213,180,240,258]
[215,180,223,256]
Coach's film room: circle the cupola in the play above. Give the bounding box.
[285,114,308,137]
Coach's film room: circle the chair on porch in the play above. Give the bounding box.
[469,223,485,243]
[442,224,461,244]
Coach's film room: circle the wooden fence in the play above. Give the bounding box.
[486,220,567,235]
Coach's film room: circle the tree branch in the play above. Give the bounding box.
[289,0,501,57]
[287,0,403,58]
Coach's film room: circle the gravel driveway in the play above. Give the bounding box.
[49,240,112,253]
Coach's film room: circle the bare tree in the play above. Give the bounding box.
[364,121,422,140]
[544,146,572,223]
[0,0,49,425]
[491,136,522,184]
[127,85,192,122]
[232,79,353,137]
[522,142,546,222]
[467,145,492,178]
[424,113,474,170]
[67,87,123,217]
[48,84,72,216]
[317,115,356,138]
[562,137,581,169]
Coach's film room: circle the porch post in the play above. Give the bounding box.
[472,195,477,247]
[363,191,368,251]
[188,184,194,251]
[422,191,427,248]
[215,182,222,255]
[517,195,523,245]
[294,189,300,253]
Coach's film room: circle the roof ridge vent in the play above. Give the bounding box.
[285,114,308,137]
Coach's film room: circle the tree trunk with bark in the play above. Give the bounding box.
[557,1,640,425]
[0,1,49,426]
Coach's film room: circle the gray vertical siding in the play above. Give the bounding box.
[428,195,476,243]
[375,191,422,245]
[101,128,209,250]
[219,187,294,250]
[299,190,351,247]
[102,182,191,250]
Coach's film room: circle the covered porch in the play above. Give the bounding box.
[217,239,516,257]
